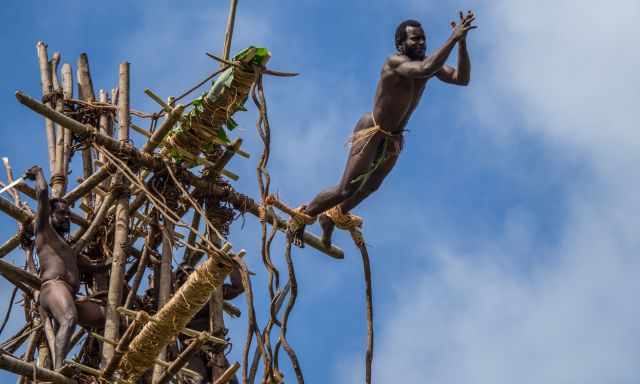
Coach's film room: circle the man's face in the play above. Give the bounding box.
[403,26,426,60]
[51,201,71,234]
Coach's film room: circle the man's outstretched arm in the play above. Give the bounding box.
[437,12,473,85]
[24,166,49,231]
[436,39,470,85]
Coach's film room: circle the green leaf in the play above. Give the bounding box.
[217,128,230,144]
[226,117,238,131]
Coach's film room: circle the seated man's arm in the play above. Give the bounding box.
[223,268,244,300]
[25,166,50,232]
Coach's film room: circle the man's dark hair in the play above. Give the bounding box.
[395,19,422,50]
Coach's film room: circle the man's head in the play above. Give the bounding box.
[395,19,426,60]
[50,198,70,234]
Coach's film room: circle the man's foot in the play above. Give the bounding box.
[318,213,335,248]
[291,224,305,248]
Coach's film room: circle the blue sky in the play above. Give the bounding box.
[1,0,639,383]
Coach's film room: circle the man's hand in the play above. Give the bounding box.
[24,165,42,181]
[450,10,477,41]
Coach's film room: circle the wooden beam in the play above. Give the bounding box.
[0,350,76,384]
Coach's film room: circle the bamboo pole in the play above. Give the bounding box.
[96,89,113,207]
[77,53,96,210]
[101,62,131,367]
[76,53,96,102]
[61,63,73,180]
[0,350,76,384]
[51,52,66,197]
[36,42,56,174]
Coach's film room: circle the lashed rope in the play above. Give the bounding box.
[118,252,234,382]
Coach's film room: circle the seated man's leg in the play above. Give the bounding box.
[76,300,105,329]
[39,280,78,369]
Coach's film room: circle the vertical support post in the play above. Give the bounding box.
[206,198,227,382]
[152,219,175,383]
[102,62,131,367]
[222,0,239,60]
[51,52,66,197]
[36,41,57,175]
[61,63,73,181]
[76,53,96,210]
[95,89,112,207]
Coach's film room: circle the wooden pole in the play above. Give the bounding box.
[96,89,113,207]
[222,0,239,61]
[36,42,56,175]
[205,198,226,383]
[0,234,21,259]
[51,52,66,197]
[123,222,156,310]
[152,219,175,383]
[76,53,96,210]
[61,63,73,181]
[0,351,76,384]
[101,62,131,367]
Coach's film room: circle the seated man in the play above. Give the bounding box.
[25,166,104,369]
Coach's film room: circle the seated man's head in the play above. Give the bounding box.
[49,198,70,234]
[395,19,426,60]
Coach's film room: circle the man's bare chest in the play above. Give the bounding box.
[36,229,74,258]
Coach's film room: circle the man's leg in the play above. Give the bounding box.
[292,114,383,245]
[76,300,105,329]
[319,146,401,246]
[39,280,78,369]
